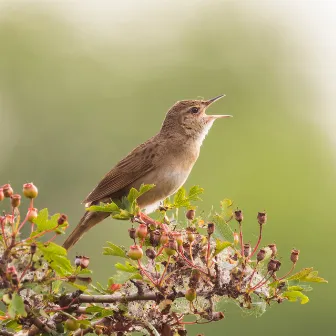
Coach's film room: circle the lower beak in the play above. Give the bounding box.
[204,94,233,119]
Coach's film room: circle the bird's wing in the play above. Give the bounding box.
[83,139,160,204]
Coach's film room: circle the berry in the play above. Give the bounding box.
[27,208,38,222]
[22,183,38,199]
[136,224,148,239]
[127,245,143,260]
[64,318,80,331]
[185,288,196,302]
[186,209,195,220]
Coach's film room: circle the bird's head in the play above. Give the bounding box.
[161,95,232,142]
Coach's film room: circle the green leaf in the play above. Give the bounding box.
[138,184,155,196]
[87,201,120,213]
[86,306,115,317]
[188,185,204,201]
[174,187,187,206]
[103,242,127,258]
[283,291,309,304]
[287,268,328,283]
[213,239,232,256]
[33,209,59,232]
[220,199,233,218]
[111,271,142,284]
[37,242,73,276]
[8,293,27,318]
[115,261,138,273]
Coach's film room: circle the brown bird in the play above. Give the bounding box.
[63,95,231,250]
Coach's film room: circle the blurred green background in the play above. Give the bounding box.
[0,1,335,335]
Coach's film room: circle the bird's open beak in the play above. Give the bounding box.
[205,94,233,119]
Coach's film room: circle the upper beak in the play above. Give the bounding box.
[205,94,233,119]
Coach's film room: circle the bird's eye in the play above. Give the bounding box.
[190,107,200,114]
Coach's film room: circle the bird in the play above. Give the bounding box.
[63,95,232,250]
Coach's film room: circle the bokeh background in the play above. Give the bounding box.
[0,0,335,335]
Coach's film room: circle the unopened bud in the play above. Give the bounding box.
[257,212,267,225]
[0,188,4,201]
[243,243,251,257]
[2,184,13,198]
[185,288,196,302]
[234,209,243,223]
[136,224,148,239]
[207,222,215,235]
[57,214,68,225]
[160,232,169,245]
[186,209,195,220]
[128,227,136,240]
[257,249,266,262]
[267,258,281,273]
[7,266,17,275]
[164,238,177,256]
[189,269,201,289]
[127,245,143,260]
[30,243,37,254]
[27,208,38,222]
[145,248,156,259]
[22,183,38,199]
[10,194,21,208]
[187,231,195,243]
[290,249,300,264]
[149,230,161,247]
[233,232,239,245]
[268,243,277,257]
[171,231,183,246]
[79,256,90,269]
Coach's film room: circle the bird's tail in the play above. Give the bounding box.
[62,211,109,250]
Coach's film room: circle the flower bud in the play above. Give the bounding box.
[189,269,201,289]
[109,283,122,293]
[243,243,251,257]
[234,209,243,223]
[160,232,169,245]
[2,184,13,198]
[127,245,143,260]
[27,208,38,222]
[171,231,183,246]
[145,248,156,260]
[185,288,196,302]
[268,243,277,257]
[267,258,281,273]
[0,188,4,201]
[164,238,177,256]
[57,214,68,225]
[233,232,239,245]
[257,212,267,225]
[149,230,161,247]
[22,183,38,199]
[187,231,195,243]
[136,224,148,239]
[128,227,136,240]
[10,194,21,208]
[30,243,37,254]
[290,249,300,264]
[207,222,215,235]
[80,256,90,269]
[256,249,266,262]
[186,209,195,220]
[7,266,17,275]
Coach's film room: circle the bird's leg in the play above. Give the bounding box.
[138,212,169,232]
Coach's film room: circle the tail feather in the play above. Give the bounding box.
[63,211,109,250]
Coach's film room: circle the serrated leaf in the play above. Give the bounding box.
[32,209,59,232]
[127,188,140,205]
[188,185,204,201]
[287,268,328,283]
[138,184,155,196]
[174,188,187,206]
[37,242,73,276]
[85,306,115,317]
[103,242,127,258]
[283,291,309,304]
[213,239,232,256]
[111,271,142,284]
[8,293,27,318]
[115,261,138,273]
[87,201,120,213]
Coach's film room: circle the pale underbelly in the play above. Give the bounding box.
[135,169,190,213]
